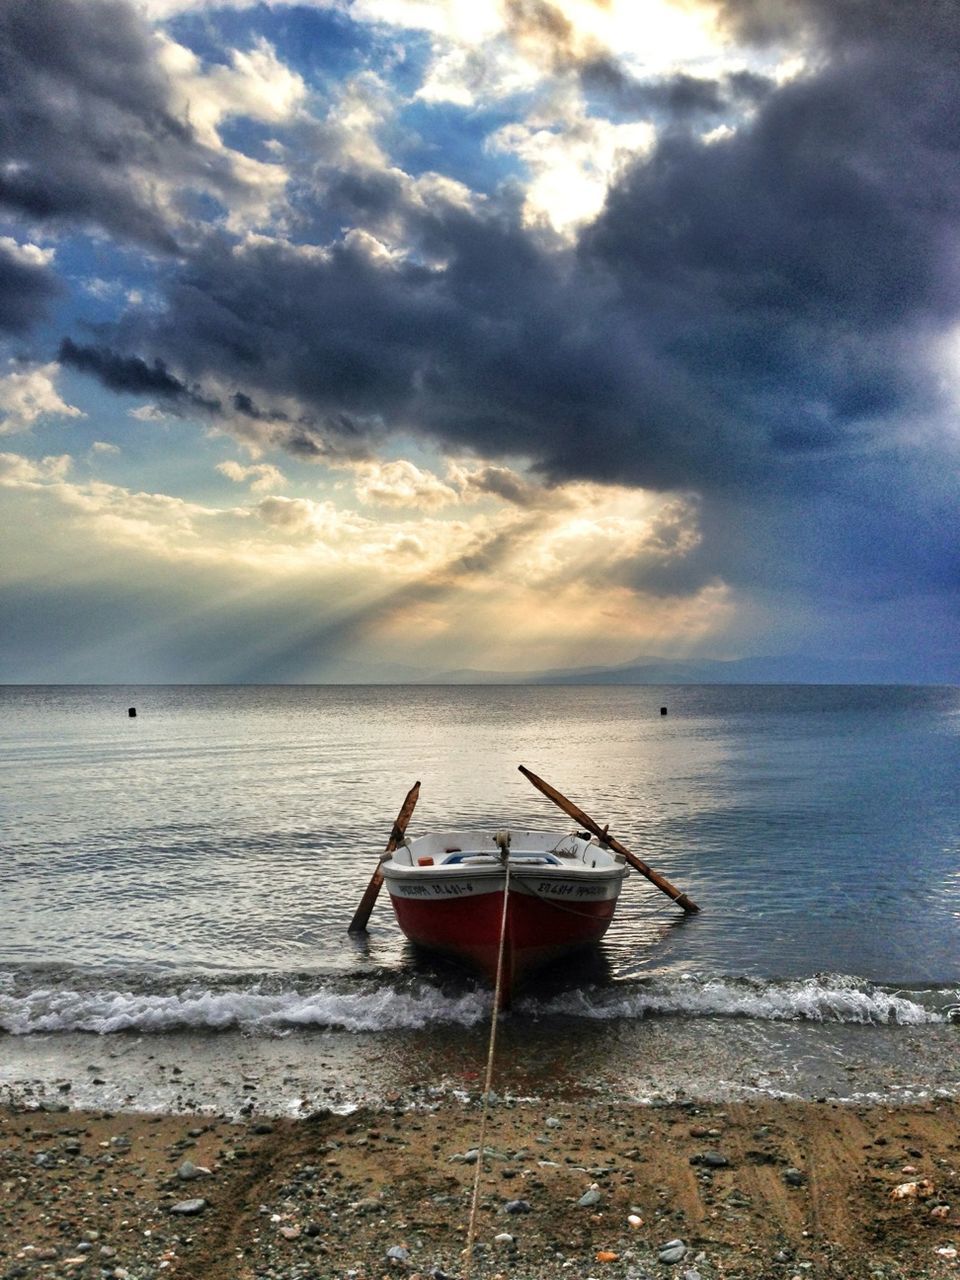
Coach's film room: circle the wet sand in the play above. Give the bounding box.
[3,1095,959,1280]
[3,1013,958,1121]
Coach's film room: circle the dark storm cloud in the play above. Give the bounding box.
[574,2,960,505]
[102,0,954,483]
[229,392,371,456]
[713,0,960,50]
[232,391,288,421]
[58,338,222,413]
[580,60,774,119]
[59,334,377,461]
[0,0,257,252]
[54,0,960,608]
[0,243,62,334]
[502,0,774,120]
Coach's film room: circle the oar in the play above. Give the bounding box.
[518,765,700,914]
[348,781,421,933]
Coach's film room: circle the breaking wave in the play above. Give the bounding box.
[0,968,955,1035]
[529,973,957,1026]
[0,977,489,1035]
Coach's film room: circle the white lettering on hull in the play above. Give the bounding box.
[386,875,621,901]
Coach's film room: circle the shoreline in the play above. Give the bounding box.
[3,1095,959,1280]
[2,1009,958,1122]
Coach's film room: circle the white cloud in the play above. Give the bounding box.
[0,363,85,435]
[0,452,72,484]
[217,459,287,492]
[129,404,174,422]
[490,93,654,234]
[255,494,374,541]
[351,458,458,509]
[132,0,777,257]
[0,449,461,572]
[91,441,122,456]
[447,459,556,508]
[83,277,121,300]
[85,31,306,236]
[0,236,55,268]
[0,440,731,671]
[158,34,307,147]
[417,36,540,106]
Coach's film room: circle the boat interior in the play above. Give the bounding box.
[391,830,626,871]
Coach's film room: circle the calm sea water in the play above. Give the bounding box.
[1,684,958,1112]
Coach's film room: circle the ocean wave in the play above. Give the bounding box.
[528,974,953,1026]
[0,970,954,1035]
[0,981,490,1035]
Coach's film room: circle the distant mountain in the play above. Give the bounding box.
[318,653,958,685]
[411,654,957,686]
[530,654,959,685]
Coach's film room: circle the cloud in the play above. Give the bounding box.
[5,0,956,669]
[0,0,188,250]
[447,460,547,508]
[0,362,84,435]
[0,0,297,250]
[0,237,63,334]
[0,440,722,672]
[217,459,286,492]
[0,447,462,577]
[350,458,458,509]
[0,237,55,269]
[129,403,176,422]
[489,91,654,233]
[158,35,305,147]
[64,331,385,465]
[136,6,960,593]
[0,451,72,483]
[59,338,221,413]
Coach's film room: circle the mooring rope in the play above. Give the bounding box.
[463,836,512,1278]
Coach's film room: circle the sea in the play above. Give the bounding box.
[1,683,958,1117]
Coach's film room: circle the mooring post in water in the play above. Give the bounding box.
[517,764,700,914]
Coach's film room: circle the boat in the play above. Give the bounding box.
[381,827,630,1003]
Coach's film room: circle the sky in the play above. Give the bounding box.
[1,0,958,682]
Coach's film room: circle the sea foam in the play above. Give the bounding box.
[0,971,952,1035]
[529,973,952,1026]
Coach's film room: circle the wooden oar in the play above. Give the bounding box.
[348,781,421,933]
[518,765,700,914]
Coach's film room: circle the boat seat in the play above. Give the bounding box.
[440,852,562,866]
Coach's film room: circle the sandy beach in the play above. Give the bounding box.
[3,1095,959,1280]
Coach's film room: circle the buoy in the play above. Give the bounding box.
[660,706,668,716]
[128,707,137,717]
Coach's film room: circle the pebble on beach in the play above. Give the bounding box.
[4,1094,960,1280]
[659,1238,688,1264]
[505,1198,532,1214]
[169,1197,207,1215]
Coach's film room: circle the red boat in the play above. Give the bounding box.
[381,828,629,1003]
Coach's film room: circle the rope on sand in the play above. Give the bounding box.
[463,833,512,1277]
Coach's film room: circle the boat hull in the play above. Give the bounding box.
[383,831,627,1002]
[390,882,617,995]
